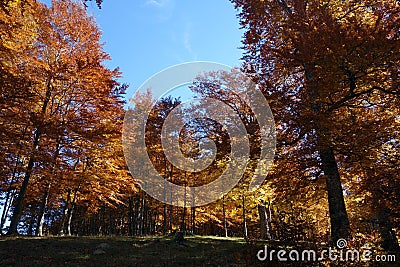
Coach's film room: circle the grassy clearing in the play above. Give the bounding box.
[0,235,397,266]
[0,235,256,266]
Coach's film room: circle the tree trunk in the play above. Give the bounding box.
[242,194,248,238]
[190,186,196,234]
[222,196,228,237]
[66,204,74,236]
[153,208,158,234]
[1,164,19,232]
[35,183,51,236]
[66,188,78,236]
[7,148,38,235]
[363,163,400,252]
[267,200,273,239]
[134,197,139,235]
[128,196,134,236]
[1,126,28,234]
[168,166,174,232]
[304,64,350,243]
[59,189,71,236]
[121,208,126,235]
[180,181,187,232]
[139,191,146,236]
[27,215,35,236]
[108,208,112,235]
[258,204,266,239]
[163,156,167,235]
[320,146,351,242]
[0,190,15,233]
[7,79,52,235]
[377,209,400,251]
[163,203,167,235]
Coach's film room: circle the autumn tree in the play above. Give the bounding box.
[2,0,126,235]
[0,0,40,234]
[231,0,400,243]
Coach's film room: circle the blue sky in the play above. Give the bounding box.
[40,0,245,100]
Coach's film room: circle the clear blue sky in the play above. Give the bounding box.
[40,0,245,100]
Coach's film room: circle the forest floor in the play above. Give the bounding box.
[0,235,398,266]
[0,235,252,266]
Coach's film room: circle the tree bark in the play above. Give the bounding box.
[0,190,15,233]
[66,187,79,236]
[377,209,400,251]
[258,204,266,239]
[163,155,167,235]
[242,194,248,238]
[7,79,52,235]
[190,186,196,234]
[7,144,39,235]
[180,181,187,232]
[222,195,228,237]
[319,146,351,242]
[128,196,134,236]
[36,138,60,237]
[139,190,146,235]
[304,64,351,243]
[35,183,51,236]
[258,200,272,240]
[59,189,71,236]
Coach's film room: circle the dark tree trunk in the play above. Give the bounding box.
[153,208,158,234]
[121,209,126,235]
[140,191,146,235]
[134,197,139,235]
[364,165,400,252]
[258,204,266,239]
[169,203,173,232]
[7,79,52,235]
[163,203,167,235]
[191,207,196,234]
[128,196,134,236]
[1,126,28,233]
[304,64,351,243]
[319,146,351,243]
[377,210,400,252]
[1,159,20,232]
[7,152,38,235]
[27,215,35,236]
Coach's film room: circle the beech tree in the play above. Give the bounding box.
[230,0,399,243]
[2,0,126,235]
